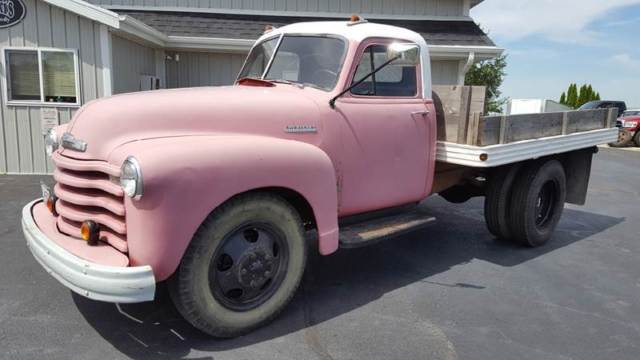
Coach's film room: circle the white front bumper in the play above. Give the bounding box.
[22,200,156,303]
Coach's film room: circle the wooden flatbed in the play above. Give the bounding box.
[433,86,619,168]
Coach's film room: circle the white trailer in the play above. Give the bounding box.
[507,99,571,115]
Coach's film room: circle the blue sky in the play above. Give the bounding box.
[472,0,640,108]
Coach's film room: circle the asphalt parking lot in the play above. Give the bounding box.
[1,147,639,360]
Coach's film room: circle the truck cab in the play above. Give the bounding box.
[22,19,617,338]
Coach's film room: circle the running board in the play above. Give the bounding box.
[339,209,436,248]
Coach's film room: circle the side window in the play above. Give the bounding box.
[351,44,418,97]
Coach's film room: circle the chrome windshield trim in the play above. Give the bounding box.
[261,33,284,79]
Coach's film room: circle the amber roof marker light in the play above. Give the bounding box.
[347,15,368,26]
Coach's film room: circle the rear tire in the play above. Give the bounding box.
[484,165,521,240]
[169,193,307,338]
[508,160,566,247]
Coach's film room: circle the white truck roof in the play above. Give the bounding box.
[256,20,433,97]
[258,21,427,44]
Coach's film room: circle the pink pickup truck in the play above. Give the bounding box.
[22,20,618,337]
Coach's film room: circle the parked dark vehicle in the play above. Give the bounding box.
[580,100,627,116]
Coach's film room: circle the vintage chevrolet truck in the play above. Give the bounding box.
[22,19,618,337]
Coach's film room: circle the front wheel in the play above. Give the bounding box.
[169,193,307,338]
[634,131,640,147]
[507,160,567,247]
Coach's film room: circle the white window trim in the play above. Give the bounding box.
[1,47,82,108]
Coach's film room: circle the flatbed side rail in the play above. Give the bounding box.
[436,127,618,168]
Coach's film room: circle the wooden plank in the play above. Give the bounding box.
[504,112,564,143]
[433,85,485,143]
[477,115,501,146]
[466,112,481,145]
[458,85,471,143]
[475,109,610,146]
[606,108,617,128]
[498,115,507,144]
[566,109,607,134]
[434,85,461,142]
[469,85,486,114]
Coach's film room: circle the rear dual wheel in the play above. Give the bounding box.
[169,193,307,338]
[484,160,566,247]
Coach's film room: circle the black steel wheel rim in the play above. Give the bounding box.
[535,181,557,228]
[209,222,289,311]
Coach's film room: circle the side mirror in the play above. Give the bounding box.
[386,43,420,66]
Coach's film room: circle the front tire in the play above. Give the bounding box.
[634,131,640,147]
[508,160,567,247]
[169,193,307,338]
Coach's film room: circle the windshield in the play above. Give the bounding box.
[579,101,600,110]
[238,35,346,91]
[623,110,640,117]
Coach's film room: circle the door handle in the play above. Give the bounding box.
[411,110,430,121]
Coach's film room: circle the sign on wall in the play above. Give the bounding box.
[0,0,26,29]
[40,108,59,136]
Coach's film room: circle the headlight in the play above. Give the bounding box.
[119,157,143,198]
[45,129,58,157]
[623,121,638,128]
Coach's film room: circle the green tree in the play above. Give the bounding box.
[566,84,578,108]
[465,54,508,114]
[577,84,587,107]
[560,83,601,109]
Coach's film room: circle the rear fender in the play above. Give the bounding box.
[109,135,339,281]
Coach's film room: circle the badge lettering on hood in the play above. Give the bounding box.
[285,125,317,134]
[61,132,87,152]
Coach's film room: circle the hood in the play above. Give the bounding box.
[61,85,324,161]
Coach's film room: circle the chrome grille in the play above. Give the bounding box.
[52,152,127,253]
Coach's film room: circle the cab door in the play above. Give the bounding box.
[334,39,431,215]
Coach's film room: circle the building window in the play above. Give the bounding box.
[351,44,418,97]
[4,48,80,106]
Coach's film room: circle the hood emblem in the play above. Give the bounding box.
[285,125,317,134]
[61,132,87,152]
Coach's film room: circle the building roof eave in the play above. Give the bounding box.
[117,15,167,46]
[428,44,504,60]
[42,0,121,28]
[162,35,503,59]
[165,36,255,52]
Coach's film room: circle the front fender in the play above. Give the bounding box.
[109,135,339,281]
